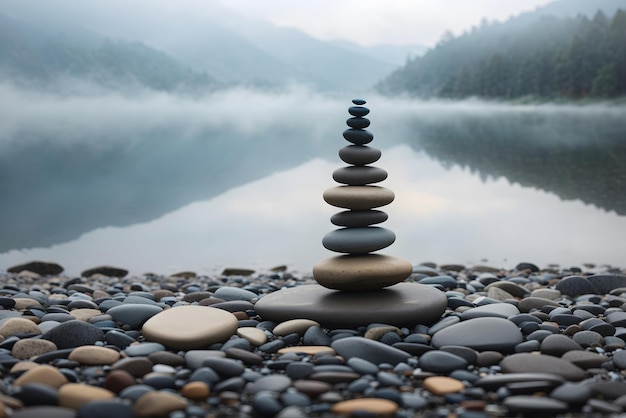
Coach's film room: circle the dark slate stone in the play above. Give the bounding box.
[107,304,163,329]
[209,301,255,313]
[256,283,447,328]
[589,381,626,399]
[247,374,292,395]
[252,392,283,416]
[431,317,523,352]
[460,302,519,320]
[343,128,373,145]
[347,357,379,375]
[189,367,221,386]
[612,349,626,369]
[303,326,331,346]
[418,350,468,373]
[7,260,64,275]
[540,334,583,356]
[514,340,541,353]
[517,297,560,313]
[515,262,540,272]
[42,320,104,349]
[81,265,128,278]
[11,406,76,418]
[346,117,370,129]
[330,210,388,228]
[587,274,626,294]
[201,358,245,378]
[33,348,74,363]
[607,311,626,327]
[500,353,586,381]
[339,145,381,166]
[555,276,598,297]
[332,166,388,185]
[104,331,136,349]
[504,395,568,413]
[550,314,582,327]
[348,106,369,117]
[286,362,314,380]
[14,383,58,406]
[332,337,411,365]
[392,342,433,356]
[352,99,366,105]
[474,373,565,390]
[418,275,458,290]
[439,345,478,365]
[587,398,623,414]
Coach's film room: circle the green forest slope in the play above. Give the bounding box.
[378,9,626,100]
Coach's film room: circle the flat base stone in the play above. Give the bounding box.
[255,283,447,328]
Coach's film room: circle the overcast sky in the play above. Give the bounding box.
[221,0,555,46]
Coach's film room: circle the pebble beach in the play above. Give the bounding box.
[1,260,626,417]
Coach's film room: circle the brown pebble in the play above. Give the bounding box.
[293,380,332,398]
[104,369,136,394]
[58,383,115,410]
[423,376,465,395]
[277,346,335,356]
[0,318,41,338]
[181,381,210,401]
[14,365,68,388]
[232,311,248,320]
[111,357,154,377]
[461,400,487,411]
[148,351,185,367]
[133,391,188,417]
[69,346,120,365]
[219,391,240,406]
[12,339,57,360]
[364,326,401,341]
[332,398,398,416]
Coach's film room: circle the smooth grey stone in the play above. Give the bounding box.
[575,304,606,315]
[588,322,615,337]
[428,316,461,335]
[400,393,428,410]
[526,330,554,342]
[143,373,175,389]
[347,357,379,375]
[77,400,134,418]
[431,317,523,352]
[450,369,480,383]
[607,311,626,327]
[500,353,586,380]
[439,345,478,365]
[418,350,468,373]
[485,281,528,298]
[302,326,330,346]
[460,302,519,320]
[517,297,560,313]
[332,337,410,365]
[612,349,626,369]
[550,382,593,404]
[107,304,162,329]
[255,283,447,328]
[474,373,565,390]
[15,382,58,406]
[281,392,311,408]
[339,145,381,166]
[551,314,582,327]
[343,128,373,145]
[189,367,221,386]
[346,117,370,129]
[587,398,623,414]
[562,350,609,369]
[121,295,159,306]
[587,274,626,294]
[247,375,292,395]
[11,406,75,418]
[418,275,458,290]
[104,330,136,348]
[348,377,373,393]
[332,166,387,185]
[572,330,604,347]
[42,320,104,349]
[41,313,73,323]
[184,350,226,370]
[348,106,369,117]
[213,287,258,302]
[201,357,245,378]
[124,342,165,357]
[259,340,285,353]
[322,226,395,254]
[392,342,432,356]
[540,334,583,356]
[504,395,568,413]
[210,301,255,312]
[331,210,388,228]
[377,371,404,387]
[252,392,283,416]
[286,362,314,380]
[509,314,543,325]
[514,340,541,352]
[589,381,626,399]
[555,276,598,297]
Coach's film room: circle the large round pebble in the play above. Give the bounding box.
[431,317,523,352]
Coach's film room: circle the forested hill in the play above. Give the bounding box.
[0,13,218,93]
[377,8,626,100]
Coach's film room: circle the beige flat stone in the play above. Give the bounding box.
[14,365,68,388]
[272,319,320,336]
[277,346,336,356]
[423,376,465,395]
[142,305,237,350]
[313,254,412,291]
[0,318,41,338]
[133,391,188,417]
[323,186,394,210]
[12,298,42,311]
[332,398,398,416]
[236,327,267,346]
[12,339,57,360]
[69,346,120,365]
[58,383,115,410]
[9,361,39,374]
[69,308,102,322]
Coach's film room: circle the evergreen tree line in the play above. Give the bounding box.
[378,9,626,100]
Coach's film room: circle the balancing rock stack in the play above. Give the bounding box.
[313,99,413,291]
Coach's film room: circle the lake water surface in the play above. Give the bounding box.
[1,90,624,276]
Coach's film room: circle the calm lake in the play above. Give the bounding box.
[1,89,625,276]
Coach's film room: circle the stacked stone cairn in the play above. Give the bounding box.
[313,99,413,291]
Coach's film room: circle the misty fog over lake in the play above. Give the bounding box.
[1,85,624,276]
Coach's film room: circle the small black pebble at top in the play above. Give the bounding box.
[352,99,366,105]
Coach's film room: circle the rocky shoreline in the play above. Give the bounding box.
[1,260,626,417]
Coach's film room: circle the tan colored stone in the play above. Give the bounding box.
[58,383,115,410]
[142,305,237,350]
[272,319,320,336]
[70,308,102,322]
[133,391,188,417]
[332,398,398,416]
[364,326,401,341]
[277,346,335,356]
[423,376,465,395]
[0,393,23,410]
[487,286,515,301]
[323,186,394,210]
[313,254,412,291]
[0,318,41,338]
[10,361,39,375]
[12,298,42,310]
[12,339,57,360]
[236,327,267,346]
[181,381,210,401]
[69,346,120,365]
[14,365,68,388]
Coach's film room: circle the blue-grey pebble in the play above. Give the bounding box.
[247,375,291,395]
[550,382,593,405]
[252,392,283,416]
[540,334,583,356]
[189,367,221,386]
[431,317,523,352]
[460,302,519,320]
[42,320,104,349]
[76,400,134,418]
[213,287,258,302]
[124,342,165,357]
[332,337,410,366]
[302,326,331,346]
[107,304,162,329]
[343,128,373,145]
[286,362,314,380]
[347,357,378,375]
[332,166,387,185]
[504,396,569,414]
[322,227,395,254]
[201,357,245,378]
[338,145,381,166]
[418,350,468,373]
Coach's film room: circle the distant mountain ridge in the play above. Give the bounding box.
[377,0,626,99]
